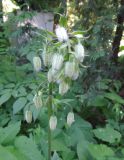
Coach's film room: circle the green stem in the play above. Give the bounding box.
[48,82,53,160]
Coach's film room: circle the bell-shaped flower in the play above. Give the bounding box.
[52,54,64,71]
[49,115,57,131]
[33,56,41,72]
[59,81,69,95]
[47,68,56,83]
[67,112,75,126]
[25,110,32,123]
[55,25,68,42]
[72,70,79,80]
[33,92,42,109]
[74,43,85,62]
[42,51,51,67]
[64,61,75,78]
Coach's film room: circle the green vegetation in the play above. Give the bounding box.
[0,0,124,160]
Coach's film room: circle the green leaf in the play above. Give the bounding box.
[13,97,27,114]
[6,146,28,160]
[15,136,44,160]
[51,139,69,152]
[0,93,11,106]
[0,145,17,160]
[93,126,121,144]
[59,16,67,27]
[77,140,90,160]
[0,122,21,145]
[88,144,114,159]
[104,92,124,104]
[89,95,108,107]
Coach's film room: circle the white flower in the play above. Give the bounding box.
[55,25,68,42]
[74,43,85,62]
[25,110,32,123]
[33,56,41,72]
[49,115,57,130]
[47,68,56,82]
[33,93,42,109]
[42,51,51,67]
[59,81,69,95]
[72,70,79,80]
[65,61,79,80]
[52,54,64,71]
[64,61,75,78]
[67,112,75,126]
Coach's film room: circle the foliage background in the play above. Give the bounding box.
[0,0,124,160]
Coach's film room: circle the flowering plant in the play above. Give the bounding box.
[26,23,86,160]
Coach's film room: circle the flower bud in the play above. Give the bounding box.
[72,70,79,80]
[33,56,41,72]
[25,110,32,123]
[52,54,63,71]
[67,112,75,126]
[65,62,75,78]
[55,25,68,42]
[74,43,85,62]
[47,68,56,83]
[42,51,51,67]
[49,115,57,131]
[33,92,42,109]
[59,81,69,95]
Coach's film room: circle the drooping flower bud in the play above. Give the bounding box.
[52,54,63,71]
[49,115,57,131]
[33,92,42,109]
[67,112,75,126]
[59,81,69,95]
[55,25,68,42]
[47,68,56,83]
[74,43,85,62]
[25,110,32,123]
[64,61,75,78]
[72,70,79,80]
[33,56,41,72]
[42,51,51,67]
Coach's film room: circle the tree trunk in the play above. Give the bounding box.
[112,0,124,63]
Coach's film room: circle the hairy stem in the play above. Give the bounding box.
[48,82,53,160]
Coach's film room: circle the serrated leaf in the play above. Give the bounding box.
[88,144,114,159]
[15,136,44,160]
[77,140,90,160]
[13,97,27,114]
[51,139,69,152]
[0,145,17,160]
[0,122,21,145]
[93,126,121,144]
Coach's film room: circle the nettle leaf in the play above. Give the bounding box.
[104,92,124,104]
[0,122,21,145]
[77,140,91,160]
[88,144,114,159]
[15,136,45,160]
[0,93,11,106]
[51,139,70,152]
[93,126,121,144]
[6,146,28,160]
[13,97,27,114]
[0,145,17,160]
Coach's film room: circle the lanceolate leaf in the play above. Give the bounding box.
[13,97,27,114]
